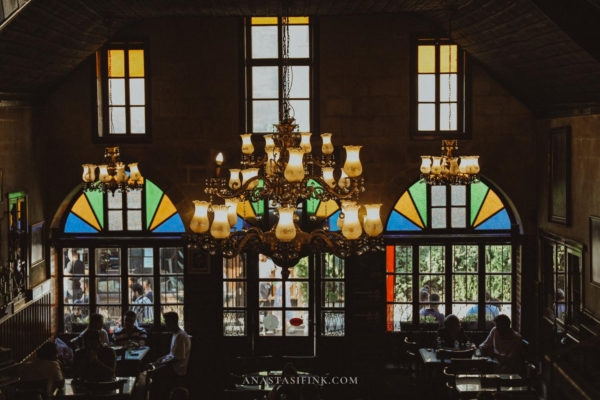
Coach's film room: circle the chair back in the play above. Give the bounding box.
[70,336,84,351]
[521,339,530,362]
[449,358,489,374]
[84,379,127,396]
[282,356,316,373]
[404,336,418,357]
[437,348,474,360]
[15,379,49,400]
[142,363,155,400]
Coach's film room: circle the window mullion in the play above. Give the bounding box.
[479,243,486,330]
[435,41,440,132]
[124,45,131,135]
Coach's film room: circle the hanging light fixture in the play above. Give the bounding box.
[82,146,143,194]
[187,6,383,272]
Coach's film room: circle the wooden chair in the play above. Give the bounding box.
[141,363,155,400]
[15,379,49,400]
[83,379,127,397]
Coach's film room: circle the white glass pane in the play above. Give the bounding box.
[451,185,466,205]
[127,210,142,230]
[252,67,279,99]
[451,207,466,228]
[130,107,145,134]
[252,26,278,59]
[108,210,123,231]
[260,312,282,336]
[96,248,120,275]
[418,74,435,102]
[289,100,310,131]
[289,66,310,98]
[286,311,309,336]
[129,79,145,105]
[440,103,457,131]
[289,25,310,58]
[109,79,125,105]
[108,192,123,209]
[253,100,278,132]
[432,208,446,229]
[418,103,435,131]
[127,190,142,209]
[440,74,457,102]
[431,186,446,206]
[110,107,126,134]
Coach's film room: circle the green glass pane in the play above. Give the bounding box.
[145,179,163,229]
[306,179,322,214]
[85,190,104,228]
[250,180,265,217]
[470,182,489,226]
[408,181,428,227]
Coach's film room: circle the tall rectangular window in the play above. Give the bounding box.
[96,42,149,141]
[160,248,185,328]
[223,255,247,336]
[321,254,345,336]
[411,37,470,139]
[246,17,311,134]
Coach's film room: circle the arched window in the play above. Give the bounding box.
[53,179,185,334]
[385,178,520,332]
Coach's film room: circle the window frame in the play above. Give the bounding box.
[93,39,152,144]
[410,35,472,140]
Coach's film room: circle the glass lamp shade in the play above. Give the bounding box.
[128,163,142,181]
[341,204,362,239]
[338,170,349,189]
[322,167,335,188]
[363,204,383,237]
[190,200,210,233]
[420,156,432,174]
[337,201,356,230]
[431,157,442,175]
[114,163,128,183]
[229,169,241,189]
[240,134,254,155]
[343,145,363,177]
[321,133,334,155]
[458,157,468,174]
[210,205,231,239]
[449,158,459,175]
[284,148,305,182]
[225,198,240,227]
[275,207,297,242]
[98,165,111,183]
[241,168,259,189]
[300,132,312,153]
[82,164,96,183]
[471,156,480,174]
[264,134,275,150]
[265,147,279,177]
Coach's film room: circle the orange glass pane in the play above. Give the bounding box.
[237,201,256,219]
[395,192,424,228]
[72,195,102,231]
[440,45,457,73]
[288,17,309,24]
[149,196,177,230]
[418,46,436,73]
[129,50,145,77]
[108,50,125,77]
[316,200,339,218]
[473,190,504,227]
[252,17,278,25]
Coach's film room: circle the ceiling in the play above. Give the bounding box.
[1,0,599,117]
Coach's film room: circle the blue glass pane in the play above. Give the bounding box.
[65,212,99,233]
[387,211,421,231]
[152,213,185,233]
[475,209,511,230]
[328,210,340,232]
[234,216,244,231]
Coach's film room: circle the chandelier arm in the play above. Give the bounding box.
[305,176,362,200]
[308,230,350,259]
[208,176,269,200]
[241,155,268,169]
[308,156,334,169]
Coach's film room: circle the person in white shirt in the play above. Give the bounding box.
[19,342,65,395]
[480,314,523,372]
[152,312,191,379]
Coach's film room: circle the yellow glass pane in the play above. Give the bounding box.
[149,196,177,230]
[108,50,125,77]
[288,17,309,24]
[129,50,145,77]
[237,201,256,219]
[316,200,339,218]
[440,45,457,73]
[473,190,504,227]
[418,46,436,73]
[72,195,101,231]
[252,17,278,25]
[395,192,424,228]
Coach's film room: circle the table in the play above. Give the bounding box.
[114,346,150,362]
[455,374,527,396]
[115,346,150,377]
[52,377,136,398]
[419,348,488,365]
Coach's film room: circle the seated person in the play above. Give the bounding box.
[112,310,148,347]
[151,312,191,379]
[555,288,566,320]
[466,291,500,320]
[19,342,65,395]
[267,363,302,400]
[79,313,111,346]
[64,306,83,333]
[435,314,471,348]
[419,293,445,326]
[73,330,116,382]
[480,315,522,372]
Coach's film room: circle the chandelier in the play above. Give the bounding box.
[81,146,143,194]
[419,140,480,185]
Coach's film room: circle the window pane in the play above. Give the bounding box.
[130,107,146,134]
[453,245,478,272]
[252,26,278,58]
[432,208,446,229]
[291,257,309,279]
[253,67,279,99]
[452,275,478,302]
[160,247,184,274]
[96,248,120,275]
[160,276,184,304]
[64,277,89,304]
[63,248,89,276]
[418,74,435,102]
[323,254,344,278]
[485,245,511,273]
[451,207,466,228]
[451,185,466,206]
[453,304,479,329]
[98,306,121,333]
[224,281,246,307]
[224,256,246,279]
[109,79,125,105]
[253,100,279,132]
[322,311,344,336]
[322,282,344,307]
[63,306,88,333]
[420,303,445,327]
[289,25,309,58]
[557,246,565,272]
[393,245,412,273]
[387,304,412,331]
[259,281,275,307]
[284,281,307,307]
[418,45,435,73]
[440,74,457,102]
[161,305,184,328]
[431,186,446,206]
[224,311,246,336]
[260,312,282,336]
[128,49,145,77]
[419,246,445,273]
[108,210,123,231]
[439,103,457,131]
[109,107,126,134]
[393,275,412,302]
[129,79,145,105]
[289,66,310,98]
[418,103,435,131]
[419,276,445,300]
[440,45,458,73]
[108,50,125,77]
[127,210,142,230]
[97,277,121,304]
[108,192,123,209]
[129,248,153,275]
[127,190,142,209]
[486,275,512,302]
[289,100,310,131]
[129,277,154,303]
[286,311,309,336]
